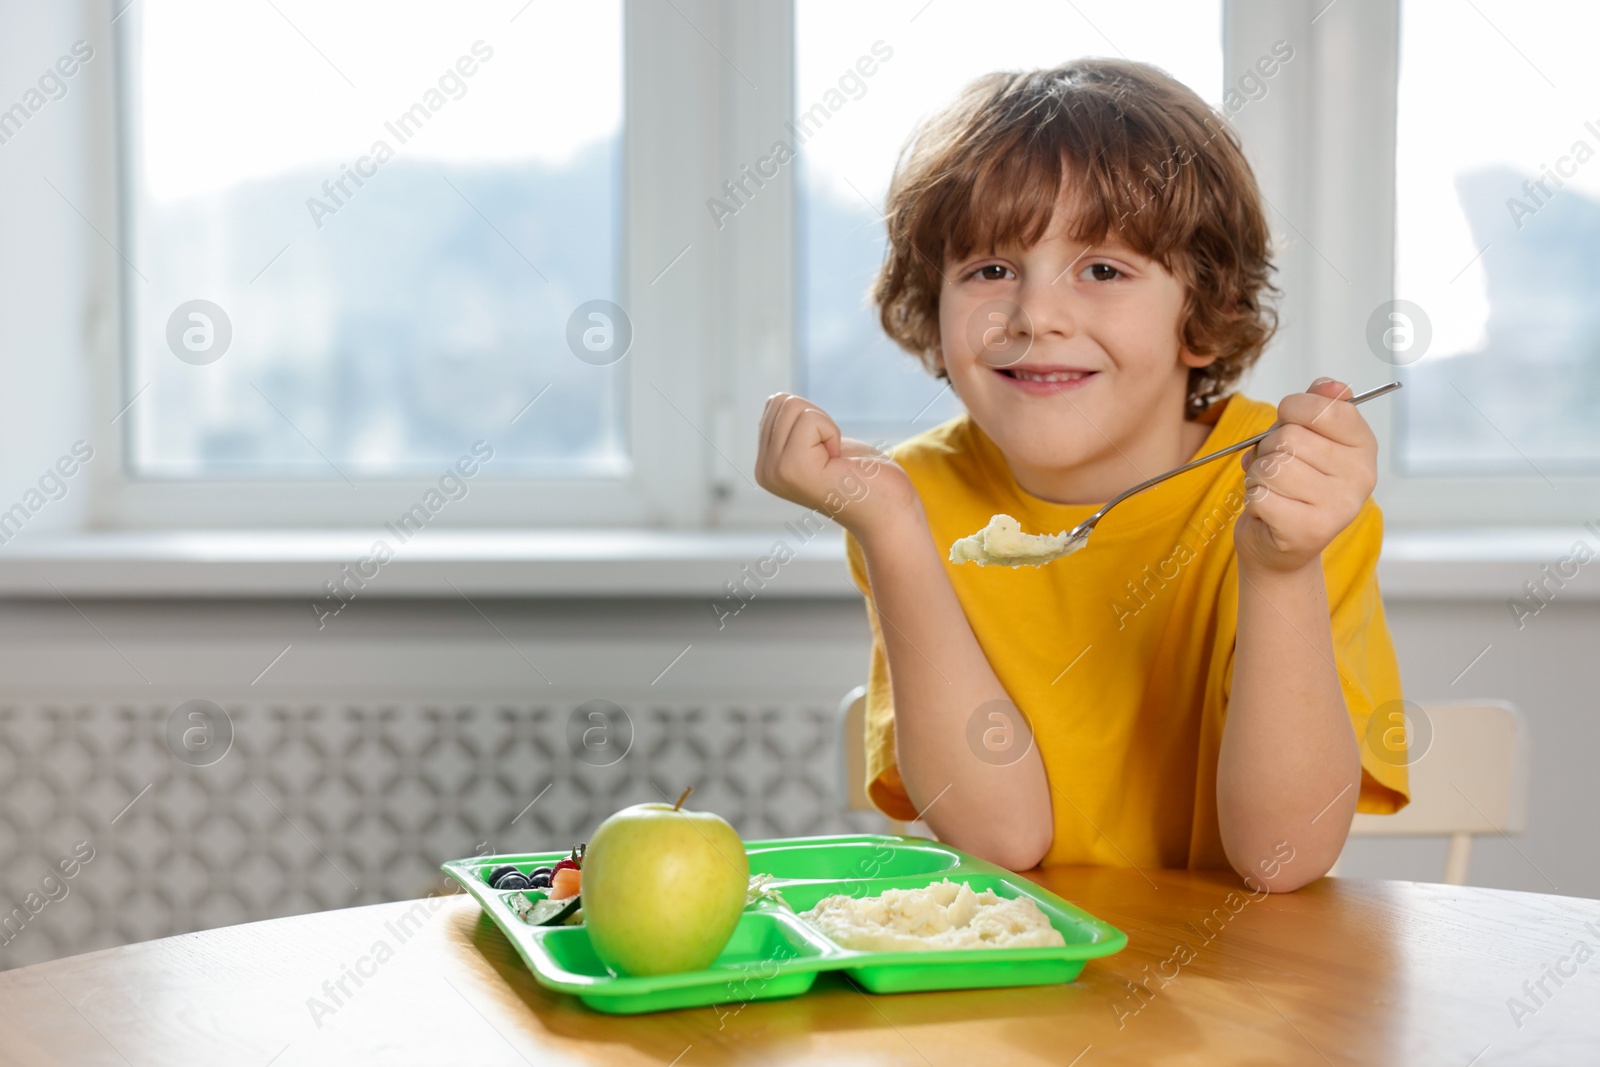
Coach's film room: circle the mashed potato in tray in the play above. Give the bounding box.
[799,879,1065,952]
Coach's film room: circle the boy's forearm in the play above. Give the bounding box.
[1217,559,1361,891]
[856,510,1054,870]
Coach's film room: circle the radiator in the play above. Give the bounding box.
[0,698,880,968]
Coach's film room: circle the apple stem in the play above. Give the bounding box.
[673,786,693,812]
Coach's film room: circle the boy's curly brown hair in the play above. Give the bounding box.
[871,58,1278,415]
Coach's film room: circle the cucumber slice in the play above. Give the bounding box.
[524,895,582,926]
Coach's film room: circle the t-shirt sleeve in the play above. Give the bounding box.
[844,531,921,821]
[1326,499,1410,814]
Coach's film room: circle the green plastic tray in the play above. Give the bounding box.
[442,833,1127,1015]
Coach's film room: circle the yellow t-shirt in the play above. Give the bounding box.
[845,394,1409,870]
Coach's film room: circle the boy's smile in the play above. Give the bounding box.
[936,191,1216,506]
[993,364,1097,395]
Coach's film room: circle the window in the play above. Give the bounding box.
[120,1,624,480]
[1394,0,1600,476]
[96,0,1583,532]
[794,0,1224,444]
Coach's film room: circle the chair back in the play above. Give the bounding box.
[1350,700,1528,838]
[837,685,873,812]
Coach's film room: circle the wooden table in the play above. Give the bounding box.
[1,868,1596,1065]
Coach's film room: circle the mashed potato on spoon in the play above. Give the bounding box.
[948,514,1083,567]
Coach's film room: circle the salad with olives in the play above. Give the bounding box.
[486,844,586,927]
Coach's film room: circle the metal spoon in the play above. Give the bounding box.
[950,381,1403,567]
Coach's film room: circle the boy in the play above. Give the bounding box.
[756,60,1407,891]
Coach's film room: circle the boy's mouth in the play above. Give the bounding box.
[995,366,1098,394]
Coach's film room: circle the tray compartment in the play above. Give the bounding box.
[523,910,837,1014]
[467,852,569,887]
[778,871,1126,994]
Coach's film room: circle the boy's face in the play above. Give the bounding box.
[936,191,1215,490]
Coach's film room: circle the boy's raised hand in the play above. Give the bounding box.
[1235,378,1379,575]
[756,393,918,538]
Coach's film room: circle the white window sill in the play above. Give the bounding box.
[0,529,855,598]
[0,527,1589,600]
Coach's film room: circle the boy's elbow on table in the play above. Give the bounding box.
[1245,861,1328,894]
[942,822,1053,873]
[1226,835,1339,893]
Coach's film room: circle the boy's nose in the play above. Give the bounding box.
[1015,276,1076,340]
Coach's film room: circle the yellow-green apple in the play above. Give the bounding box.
[582,788,749,976]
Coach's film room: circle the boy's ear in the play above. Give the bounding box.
[1179,344,1217,369]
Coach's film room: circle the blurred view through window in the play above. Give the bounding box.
[1395,0,1600,474]
[795,0,1224,443]
[122,0,624,479]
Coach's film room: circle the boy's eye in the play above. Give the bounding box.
[972,264,1013,281]
[1080,263,1122,282]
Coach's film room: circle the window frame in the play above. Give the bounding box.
[89,0,714,530]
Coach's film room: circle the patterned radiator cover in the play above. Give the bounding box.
[0,699,880,969]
